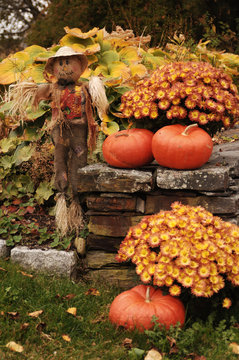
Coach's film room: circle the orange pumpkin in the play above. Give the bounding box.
[102,128,154,168]
[109,285,185,332]
[152,123,213,169]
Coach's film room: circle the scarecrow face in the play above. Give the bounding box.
[52,56,84,83]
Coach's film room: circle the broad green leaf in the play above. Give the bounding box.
[101,121,119,135]
[22,127,44,141]
[60,34,95,47]
[99,50,119,66]
[13,144,35,166]
[0,101,14,113]
[35,181,54,204]
[23,45,47,59]
[0,155,15,169]
[0,137,19,153]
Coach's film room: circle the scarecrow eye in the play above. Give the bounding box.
[66,59,69,65]
[59,59,63,66]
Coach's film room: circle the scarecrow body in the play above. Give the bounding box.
[32,46,107,236]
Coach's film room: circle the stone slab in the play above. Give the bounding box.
[87,234,123,252]
[11,246,77,277]
[0,239,10,258]
[77,163,154,193]
[86,268,139,289]
[145,194,239,215]
[88,214,143,237]
[155,165,230,191]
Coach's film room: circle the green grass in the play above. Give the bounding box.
[1,259,239,360]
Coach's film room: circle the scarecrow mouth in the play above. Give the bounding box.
[57,78,76,87]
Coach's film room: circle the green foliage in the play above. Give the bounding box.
[1,259,239,359]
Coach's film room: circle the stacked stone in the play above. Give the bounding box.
[78,139,239,287]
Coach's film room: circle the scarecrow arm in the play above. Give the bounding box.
[32,83,52,109]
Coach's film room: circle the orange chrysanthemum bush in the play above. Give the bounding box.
[120,61,239,135]
[116,202,239,298]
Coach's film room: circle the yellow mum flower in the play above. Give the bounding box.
[140,270,151,284]
[222,298,232,309]
[169,285,181,296]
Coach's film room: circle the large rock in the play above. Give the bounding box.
[77,163,154,193]
[11,246,77,277]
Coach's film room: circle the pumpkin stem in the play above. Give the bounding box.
[181,123,198,136]
[145,287,151,303]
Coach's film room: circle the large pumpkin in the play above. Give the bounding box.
[109,285,185,332]
[102,128,154,168]
[152,124,213,169]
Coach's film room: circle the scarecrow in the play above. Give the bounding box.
[9,46,108,237]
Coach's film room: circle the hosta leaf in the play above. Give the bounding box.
[23,64,46,83]
[119,46,140,65]
[35,181,54,204]
[0,55,28,84]
[64,26,99,39]
[101,121,119,135]
[71,43,100,55]
[129,63,148,78]
[108,62,130,80]
[60,34,94,47]
[99,50,119,66]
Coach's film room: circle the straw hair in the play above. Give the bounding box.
[88,76,109,120]
[55,193,69,237]
[7,82,38,119]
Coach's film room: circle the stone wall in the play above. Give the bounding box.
[77,138,239,287]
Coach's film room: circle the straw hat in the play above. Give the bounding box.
[44,46,88,76]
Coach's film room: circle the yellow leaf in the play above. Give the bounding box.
[85,288,100,296]
[28,310,43,318]
[108,62,130,80]
[62,334,71,342]
[230,342,239,354]
[23,64,46,83]
[129,63,148,78]
[71,43,101,55]
[6,341,24,353]
[66,307,77,316]
[119,46,140,64]
[64,26,99,39]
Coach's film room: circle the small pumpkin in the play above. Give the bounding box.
[109,285,185,332]
[102,128,154,168]
[152,123,213,169]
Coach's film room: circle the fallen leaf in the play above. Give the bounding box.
[230,342,239,354]
[20,323,30,331]
[0,311,4,316]
[0,267,7,272]
[40,332,53,341]
[18,270,33,278]
[6,341,24,353]
[145,349,162,360]
[85,288,100,296]
[66,307,77,316]
[28,310,43,318]
[122,337,132,349]
[63,293,76,300]
[7,311,19,319]
[62,334,71,342]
